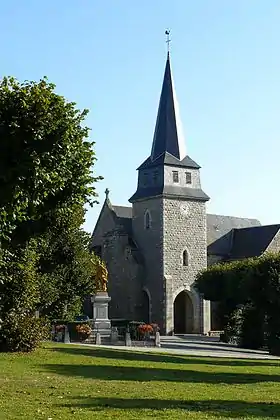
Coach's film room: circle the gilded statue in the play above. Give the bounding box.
[95,257,108,292]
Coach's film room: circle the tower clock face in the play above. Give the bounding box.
[180,203,189,216]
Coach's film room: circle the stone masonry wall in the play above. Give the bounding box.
[163,198,209,334]
[91,202,116,252]
[265,230,280,253]
[163,167,201,189]
[103,230,143,321]
[132,198,165,330]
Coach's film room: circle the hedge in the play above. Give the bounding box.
[195,252,280,355]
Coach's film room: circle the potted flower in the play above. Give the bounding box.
[151,323,160,334]
[76,324,92,342]
[54,324,65,342]
[137,324,153,341]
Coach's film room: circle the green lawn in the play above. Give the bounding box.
[0,343,280,419]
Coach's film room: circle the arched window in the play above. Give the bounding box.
[183,249,189,266]
[144,210,151,230]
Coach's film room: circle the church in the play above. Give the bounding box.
[91,51,280,335]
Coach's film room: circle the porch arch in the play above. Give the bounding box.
[173,288,194,334]
[142,287,151,324]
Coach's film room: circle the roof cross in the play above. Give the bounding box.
[165,29,171,53]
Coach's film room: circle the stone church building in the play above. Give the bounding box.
[91,52,280,335]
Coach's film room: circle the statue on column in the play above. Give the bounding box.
[95,257,108,292]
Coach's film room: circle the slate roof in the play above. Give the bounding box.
[111,205,132,235]
[112,205,132,219]
[150,52,187,162]
[137,152,200,170]
[207,214,261,256]
[228,224,280,260]
[129,185,210,203]
[108,205,277,260]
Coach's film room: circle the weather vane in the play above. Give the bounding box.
[165,29,171,53]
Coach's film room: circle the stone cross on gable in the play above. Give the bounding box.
[105,188,110,199]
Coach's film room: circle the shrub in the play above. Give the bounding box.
[266,308,280,355]
[196,252,280,352]
[223,306,243,345]
[67,320,91,342]
[111,319,145,340]
[129,321,145,340]
[75,323,91,341]
[0,312,49,352]
[239,303,265,349]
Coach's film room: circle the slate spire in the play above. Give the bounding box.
[151,52,187,162]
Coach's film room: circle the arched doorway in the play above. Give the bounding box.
[174,291,194,334]
[141,290,150,324]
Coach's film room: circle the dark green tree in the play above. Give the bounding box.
[0,77,102,351]
[195,253,280,354]
[0,76,100,245]
[38,205,98,321]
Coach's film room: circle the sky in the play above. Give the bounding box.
[1,1,280,232]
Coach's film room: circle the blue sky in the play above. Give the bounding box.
[1,1,280,232]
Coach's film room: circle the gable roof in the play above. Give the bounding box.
[207,214,261,256]
[138,152,200,171]
[97,203,278,260]
[112,205,132,219]
[228,224,280,260]
[111,205,133,235]
[129,185,210,203]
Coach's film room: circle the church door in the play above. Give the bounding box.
[141,290,150,324]
[173,291,194,334]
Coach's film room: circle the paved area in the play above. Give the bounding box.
[73,335,280,360]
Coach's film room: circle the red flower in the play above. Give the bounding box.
[137,324,153,335]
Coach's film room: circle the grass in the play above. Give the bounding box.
[1,343,280,419]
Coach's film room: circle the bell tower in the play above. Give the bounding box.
[129,48,210,334]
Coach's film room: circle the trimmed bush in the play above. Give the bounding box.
[239,303,265,349]
[195,252,280,353]
[223,306,243,345]
[0,312,49,352]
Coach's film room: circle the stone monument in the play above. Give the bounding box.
[90,257,111,339]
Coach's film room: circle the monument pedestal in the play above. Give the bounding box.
[90,292,111,337]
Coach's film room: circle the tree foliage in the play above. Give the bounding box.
[0,77,102,351]
[0,76,101,245]
[195,253,280,354]
[38,205,98,320]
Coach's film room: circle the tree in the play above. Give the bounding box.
[0,76,101,245]
[195,253,280,354]
[0,76,102,351]
[38,205,98,320]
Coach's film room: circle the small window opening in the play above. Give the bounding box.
[172,171,179,183]
[183,250,189,266]
[145,211,151,230]
[185,172,192,184]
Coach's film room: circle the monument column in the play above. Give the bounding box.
[90,257,112,338]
